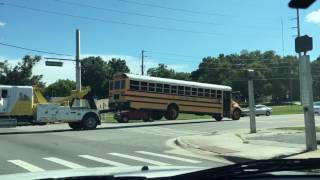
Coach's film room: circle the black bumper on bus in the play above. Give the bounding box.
[109,101,130,111]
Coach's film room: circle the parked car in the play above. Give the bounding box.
[313,101,320,115]
[241,104,272,116]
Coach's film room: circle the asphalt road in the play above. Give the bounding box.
[0,114,318,175]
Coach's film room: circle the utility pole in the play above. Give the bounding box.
[248,69,256,133]
[281,19,285,57]
[76,29,81,92]
[295,34,317,151]
[141,50,145,75]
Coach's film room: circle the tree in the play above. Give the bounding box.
[0,55,44,87]
[147,64,175,78]
[191,50,300,103]
[81,57,129,98]
[147,64,191,80]
[44,79,75,97]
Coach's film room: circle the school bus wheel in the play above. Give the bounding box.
[232,108,241,120]
[165,104,179,120]
[212,114,222,121]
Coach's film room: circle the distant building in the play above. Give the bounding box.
[96,99,109,110]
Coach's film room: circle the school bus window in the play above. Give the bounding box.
[156,83,163,93]
[130,80,140,90]
[164,84,170,94]
[171,85,177,94]
[141,82,148,91]
[115,80,121,89]
[121,80,125,89]
[178,86,185,96]
[217,90,222,98]
[191,88,197,96]
[198,88,204,96]
[205,89,210,97]
[185,87,191,96]
[2,90,7,98]
[149,83,155,92]
[211,89,217,98]
[109,81,114,90]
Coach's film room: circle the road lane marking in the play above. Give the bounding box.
[43,157,85,169]
[121,127,206,137]
[136,151,201,163]
[78,155,130,167]
[8,160,45,172]
[108,153,171,166]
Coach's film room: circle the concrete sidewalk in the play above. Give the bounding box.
[175,129,319,162]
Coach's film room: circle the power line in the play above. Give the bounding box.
[117,0,238,17]
[0,2,221,36]
[54,0,224,26]
[0,42,73,56]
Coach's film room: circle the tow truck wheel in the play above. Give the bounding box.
[82,114,98,130]
[68,122,82,130]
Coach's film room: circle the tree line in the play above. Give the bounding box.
[2,50,320,104]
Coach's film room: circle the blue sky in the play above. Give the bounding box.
[0,0,320,84]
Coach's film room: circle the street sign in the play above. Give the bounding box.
[295,35,313,54]
[45,61,63,67]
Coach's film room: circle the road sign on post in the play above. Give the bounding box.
[295,35,317,151]
[247,69,256,133]
[45,61,63,67]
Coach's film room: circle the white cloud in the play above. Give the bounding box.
[0,21,6,27]
[306,9,320,24]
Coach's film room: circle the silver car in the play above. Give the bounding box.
[314,101,320,115]
[241,104,272,116]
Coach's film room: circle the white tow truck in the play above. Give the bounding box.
[0,85,101,130]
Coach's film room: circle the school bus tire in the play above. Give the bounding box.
[165,104,179,120]
[232,108,241,120]
[212,114,222,121]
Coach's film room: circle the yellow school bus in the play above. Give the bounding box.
[108,73,241,123]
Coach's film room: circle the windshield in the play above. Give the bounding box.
[0,0,319,178]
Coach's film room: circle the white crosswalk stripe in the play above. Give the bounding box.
[43,157,85,169]
[8,160,45,172]
[108,152,171,166]
[136,151,202,163]
[122,127,206,137]
[78,155,130,167]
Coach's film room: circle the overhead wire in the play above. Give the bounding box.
[0,42,73,56]
[53,0,225,26]
[0,2,222,36]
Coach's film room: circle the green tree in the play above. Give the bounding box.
[147,64,175,78]
[0,55,44,87]
[147,64,191,80]
[44,79,76,97]
[81,57,129,98]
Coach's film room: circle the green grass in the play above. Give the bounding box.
[270,105,303,115]
[100,112,212,123]
[276,126,320,132]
